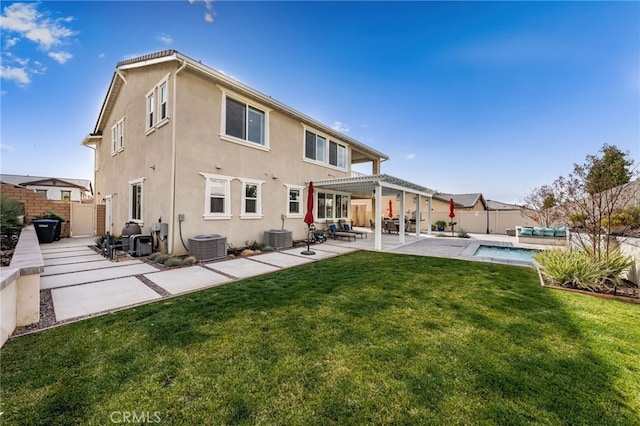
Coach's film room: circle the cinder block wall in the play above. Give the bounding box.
[1,183,71,238]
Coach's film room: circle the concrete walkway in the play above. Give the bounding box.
[32,229,550,330]
[37,237,358,326]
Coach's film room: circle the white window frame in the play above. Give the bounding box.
[145,73,170,135]
[145,91,154,132]
[199,172,232,220]
[239,178,264,219]
[218,86,271,151]
[111,117,125,155]
[302,126,348,171]
[316,190,350,221]
[128,177,145,224]
[285,184,304,218]
[159,81,168,121]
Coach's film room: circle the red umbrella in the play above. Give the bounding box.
[388,199,393,218]
[449,198,455,219]
[302,182,315,255]
[304,181,314,225]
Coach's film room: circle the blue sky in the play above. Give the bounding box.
[1,1,638,203]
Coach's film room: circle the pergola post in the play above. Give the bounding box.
[415,195,421,238]
[399,191,405,244]
[374,183,382,251]
[427,196,432,235]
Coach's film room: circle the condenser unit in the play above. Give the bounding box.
[263,229,293,250]
[188,234,227,262]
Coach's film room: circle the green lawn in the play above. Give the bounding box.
[2,251,639,425]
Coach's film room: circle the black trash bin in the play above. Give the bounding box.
[32,219,59,243]
[45,211,65,241]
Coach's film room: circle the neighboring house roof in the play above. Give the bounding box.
[486,200,523,211]
[0,174,93,194]
[85,49,389,164]
[434,193,486,209]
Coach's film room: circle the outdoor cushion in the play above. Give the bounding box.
[329,224,339,233]
[533,227,545,236]
[344,224,351,231]
[543,228,555,237]
[519,227,533,236]
[554,227,567,237]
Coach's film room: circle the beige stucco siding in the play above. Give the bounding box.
[95,64,176,236]
[92,57,373,255]
[169,68,352,253]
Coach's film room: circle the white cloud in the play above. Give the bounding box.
[98,53,105,59]
[331,121,350,132]
[0,144,16,152]
[157,34,173,45]
[0,65,30,85]
[0,3,75,86]
[0,2,75,50]
[404,153,416,160]
[4,36,19,48]
[48,50,72,64]
[188,0,216,23]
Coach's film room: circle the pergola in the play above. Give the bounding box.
[313,174,437,250]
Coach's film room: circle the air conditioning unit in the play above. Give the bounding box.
[188,234,227,262]
[263,229,292,250]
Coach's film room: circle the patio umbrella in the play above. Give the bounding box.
[449,198,456,236]
[388,199,393,218]
[301,181,315,255]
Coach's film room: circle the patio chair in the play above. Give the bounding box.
[343,223,367,239]
[327,224,356,241]
[383,220,399,234]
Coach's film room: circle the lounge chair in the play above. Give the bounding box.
[327,224,356,241]
[343,224,367,239]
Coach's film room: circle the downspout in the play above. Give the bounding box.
[169,59,188,254]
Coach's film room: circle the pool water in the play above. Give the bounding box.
[473,245,538,263]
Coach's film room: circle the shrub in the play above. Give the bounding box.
[0,194,24,235]
[150,253,171,264]
[457,229,470,238]
[534,248,634,292]
[163,257,185,267]
[183,256,197,265]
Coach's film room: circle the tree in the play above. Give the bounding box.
[523,185,562,227]
[552,144,637,262]
[585,144,633,195]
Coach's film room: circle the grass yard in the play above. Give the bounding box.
[1,251,639,425]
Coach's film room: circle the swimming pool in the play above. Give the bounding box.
[473,245,538,264]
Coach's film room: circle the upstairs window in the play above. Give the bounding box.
[145,74,170,133]
[225,97,265,145]
[146,92,155,130]
[111,117,125,155]
[305,130,346,169]
[159,82,168,121]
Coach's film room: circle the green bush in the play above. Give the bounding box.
[0,194,24,235]
[457,229,470,238]
[534,248,634,292]
[163,257,185,267]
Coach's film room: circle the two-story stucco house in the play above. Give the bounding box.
[83,50,434,254]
